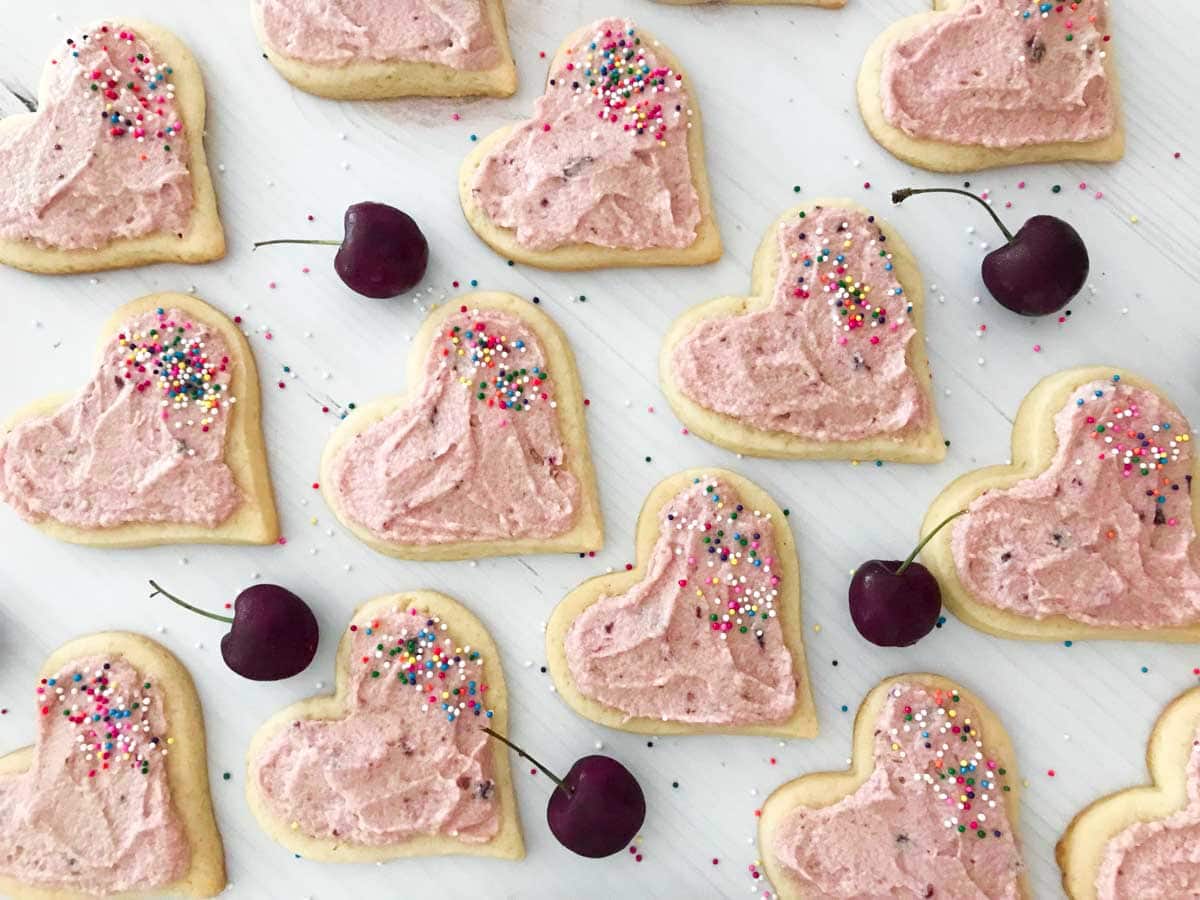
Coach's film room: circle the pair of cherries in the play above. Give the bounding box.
[151,581,645,858]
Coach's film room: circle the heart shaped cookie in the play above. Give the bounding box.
[661,200,945,462]
[251,0,517,99]
[656,0,843,6]
[759,674,1028,899]
[0,292,278,547]
[458,18,721,270]
[246,590,524,861]
[321,291,602,560]
[0,632,225,898]
[858,0,1124,172]
[922,366,1200,641]
[1058,686,1200,900]
[546,468,815,737]
[0,21,224,273]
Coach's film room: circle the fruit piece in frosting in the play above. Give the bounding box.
[0,657,187,893]
[879,0,1116,149]
[771,682,1023,899]
[257,0,501,70]
[0,307,241,529]
[564,477,796,725]
[670,206,928,442]
[253,608,500,845]
[328,306,579,545]
[1096,732,1200,900]
[952,377,1200,628]
[469,18,701,251]
[0,24,193,251]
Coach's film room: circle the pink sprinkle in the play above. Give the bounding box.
[277,537,288,546]
[451,113,461,121]
[863,181,871,189]
[647,406,655,414]
[268,281,276,289]
[542,123,551,132]
[265,332,273,340]
[301,266,310,274]
[1033,344,1042,353]
[1005,201,1013,208]
[681,428,689,435]
[1078,182,1087,190]
[1017,181,1026,189]
[1094,191,1104,200]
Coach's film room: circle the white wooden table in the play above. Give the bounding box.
[1,2,1198,897]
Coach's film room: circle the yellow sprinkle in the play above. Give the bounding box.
[166,737,175,745]
[813,624,822,633]
[1129,215,1139,224]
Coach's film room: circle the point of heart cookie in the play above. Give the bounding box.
[923,366,1200,641]
[245,590,524,862]
[546,468,816,737]
[0,632,225,898]
[0,20,225,273]
[458,18,722,270]
[251,0,517,99]
[1058,685,1200,900]
[0,292,278,547]
[759,673,1028,900]
[857,0,1124,172]
[661,200,945,461]
[320,291,602,561]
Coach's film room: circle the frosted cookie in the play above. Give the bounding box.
[760,674,1028,899]
[246,590,523,861]
[547,469,816,738]
[0,293,278,547]
[858,0,1123,173]
[321,292,601,560]
[1059,687,1200,899]
[251,0,516,99]
[459,18,721,270]
[923,367,1200,641]
[0,21,224,273]
[661,201,944,462]
[0,633,224,898]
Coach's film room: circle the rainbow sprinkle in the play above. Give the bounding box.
[670,478,780,643]
[37,662,170,777]
[115,308,234,433]
[68,25,182,151]
[350,609,493,723]
[442,307,553,412]
[887,685,1011,841]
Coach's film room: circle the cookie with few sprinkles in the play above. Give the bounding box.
[320,291,602,561]
[857,0,1124,173]
[1058,685,1200,899]
[458,19,721,270]
[660,199,945,462]
[546,468,817,738]
[922,366,1200,642]
[0,21,224,273]
[250,0,517,99]
[0,632,226,899]
[244,590,524,862]
[0,292,278,547]
[759,673,1029,900]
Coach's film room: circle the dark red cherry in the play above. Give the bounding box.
[484,729,645,858]
[254,202,429,299]
[892,187,1088,317]
[848,511,965,647]
[149,580,318,680]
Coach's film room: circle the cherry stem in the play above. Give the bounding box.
[252,239,341,249]
[891,187,1015,243]
[482,727,572,794]
[147,579,234,624]
[896,510,967,575]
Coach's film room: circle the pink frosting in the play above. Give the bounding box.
[0,656,187,894]
[1097,732,1200,899]
[880,0,1116,149]
[0,24,192,251]
[772,682,1023,899]
[565,477,796,725]
[329,307,579,546]
[258,0,500,70]
[0,307,241,530]
[671,207,928,442]
[952,378,1200,628]
[469,18,701,251]
[254,607,500,845]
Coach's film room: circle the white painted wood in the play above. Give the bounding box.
[1,2,1197,897]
